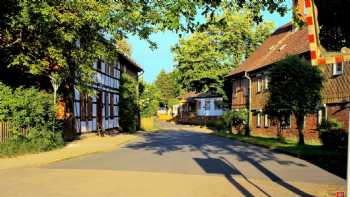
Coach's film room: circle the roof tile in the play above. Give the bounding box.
[228,23,309,76]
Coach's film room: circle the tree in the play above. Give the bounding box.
[116,39,132,56]
[265,56,324,145]
[139,81,161,117]
[154,70,178,107]
[173,11,274,96]
[119,74,138,133]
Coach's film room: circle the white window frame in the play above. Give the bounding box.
[317,109,323,125]
[257,78,261,93]
[264,113,270,128]
[332,62,343,76]
[264,76,269,90]
[256,112,262,128]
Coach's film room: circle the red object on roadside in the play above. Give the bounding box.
[336,191,345,197]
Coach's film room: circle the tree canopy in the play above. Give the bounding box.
[139,81,161,117]
[116,39,132,57]
[154,69,179,107]
[172,11,274,95]
[0,0,288,90]
[265,56,324,145]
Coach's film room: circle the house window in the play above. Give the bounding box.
[105,92,109,119]
[214,99,222,110]
[256,112,262,128]
[109,64,114,77]
[204,100,210,111]
[116,70,120,79]
[281,114,292,129]
[264,76,269,90]
[257,78,263,93]
[243,79,248,96]
[317,107,327,125]
[332,62,343,76]
[264,113,270,128]
[80,92,92,121]
[232,80,237,97]
[97,59,102,70]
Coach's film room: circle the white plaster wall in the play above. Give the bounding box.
[197,98,224,116]
[73,60,121,133]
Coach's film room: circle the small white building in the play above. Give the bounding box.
[196,96,224,117]
[176,92,224,124]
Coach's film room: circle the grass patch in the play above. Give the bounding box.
[214,131,347,178]
[0,130,64,158]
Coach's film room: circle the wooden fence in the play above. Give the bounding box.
[0,122,29,143]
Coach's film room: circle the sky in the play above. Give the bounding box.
[128,9,292,83]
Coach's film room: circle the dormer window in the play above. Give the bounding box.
[332,62,343,76]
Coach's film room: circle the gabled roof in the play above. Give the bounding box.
[118,52,143,72]
[227,23,309,77]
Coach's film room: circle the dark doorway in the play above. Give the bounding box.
[96,91,103,131]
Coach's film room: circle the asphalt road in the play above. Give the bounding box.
[45,128,345,196]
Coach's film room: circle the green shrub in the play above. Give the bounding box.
[119,74,138,132]
[0,128,64,157]
[206,119,226,131]
[0,83,64,156]
[139,81,161,118]
[319,118,347,149]
[223,109,247,132]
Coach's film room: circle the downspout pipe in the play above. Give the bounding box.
[243,71,252,135]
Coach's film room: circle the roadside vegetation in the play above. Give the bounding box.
[265,56,324,145]
[119,75,139,133]
[0,83,64,157]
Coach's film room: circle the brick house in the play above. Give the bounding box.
[175,92,224,125]
[227,23,350,140]
[73,53,143,135]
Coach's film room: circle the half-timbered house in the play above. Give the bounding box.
[74,53,143,134]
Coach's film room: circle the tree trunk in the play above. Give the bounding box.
[296,114,305,145]
[244,125,250,136]
[62,78,76,141]
[277,121,283,140]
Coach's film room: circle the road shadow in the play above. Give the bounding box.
[126,130,314,196]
